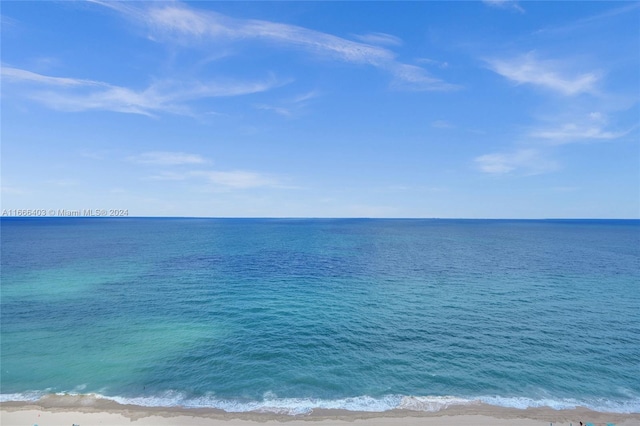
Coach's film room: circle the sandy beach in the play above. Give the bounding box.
[2,396,639,426]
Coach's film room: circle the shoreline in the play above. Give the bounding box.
[2,397,639,426]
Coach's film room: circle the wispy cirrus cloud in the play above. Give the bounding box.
[1,184,29,195]
[0,14,20,30]
[474,112,633,174]
[146,171,188,181]
[417,58,450,69]
[391,64,459,91]
[486,52,599,96]
[147,169,281,189]
[482,0,525,14]
[474,111,632,174]
[480,37,634,176]
[1,66,280,116]
[352,32,403,47]
[92,1,456,92]
[474,148,557,175]
[254,104,294,118]
[129,150,283,189]
[534,3,640,36]
[80,149,111,160]
[127,151,208,165]
[144,5,394,65]
[527,111,634,145]
[1,66,107,87]
[254,90,320,118]
[530,123,632,144]
[192,170,279,189]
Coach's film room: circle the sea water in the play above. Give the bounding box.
[1,218,639,414]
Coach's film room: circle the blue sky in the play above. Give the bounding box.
[1,1,638,218]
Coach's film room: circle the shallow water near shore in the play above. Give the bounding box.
[1,218,639,414]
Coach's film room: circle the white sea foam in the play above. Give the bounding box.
[479,396,581,410]
[0,391,45,403]
[109,393,403,415]
[2,392,639,415]
[398,395,477,411]
[477,395,640,414]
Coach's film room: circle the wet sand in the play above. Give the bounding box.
[2,395,639,426]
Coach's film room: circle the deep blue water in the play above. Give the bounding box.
[1,218,639,414]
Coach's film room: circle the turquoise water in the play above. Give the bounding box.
[1,218,639,414]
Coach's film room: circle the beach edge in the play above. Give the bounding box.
[3,398,639,426]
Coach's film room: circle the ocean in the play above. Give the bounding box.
[1,218,639,415]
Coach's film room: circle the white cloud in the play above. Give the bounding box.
[193,170,278,189]
[146,172,189,181]
[122,3,396,66]
[482,0,525,13]
[0,185,28,195]
[93,2,455,92]
[147,5,214,37]
[528,112,632,144]
[482,49,633,174]
[289,90,320,104]
[80,150,110,160]
[530,123,631,144]
[34,85,166,117]
[254,104,292,117]
[487,53,599,96]
[352,32,403,47]
[2,67,280,116]
[589,111,605,122]
[144,168,281,189]
[1,14,20,29]
[254,90,320,118]
[1,66,106,87]
[391,64,460,91]
[475,149,557,175]
[128,152,208,166]
[416,58,449,69]
[534,3,640,36]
